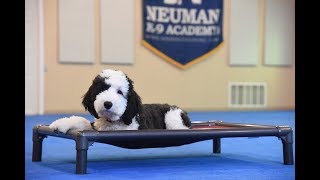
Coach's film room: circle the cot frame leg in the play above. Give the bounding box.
[279,131,294,165]
[32,126,46,162]
[75,136,89,174]
[213,138,221,154]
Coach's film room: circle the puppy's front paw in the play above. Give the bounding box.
[49,117,72,134]
[49,116,92,134]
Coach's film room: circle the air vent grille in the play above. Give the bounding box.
[229,82,267,108]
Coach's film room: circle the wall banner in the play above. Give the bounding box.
[142,0,224,69]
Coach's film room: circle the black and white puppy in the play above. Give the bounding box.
[49,69,191,133]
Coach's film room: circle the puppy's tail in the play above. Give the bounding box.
[181,111,192,128]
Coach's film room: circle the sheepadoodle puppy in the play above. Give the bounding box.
[49,69,191,133]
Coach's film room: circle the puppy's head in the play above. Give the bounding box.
[82,69,142,125]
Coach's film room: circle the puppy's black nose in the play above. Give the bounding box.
[104,101,113,109]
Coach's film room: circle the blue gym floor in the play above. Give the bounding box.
[25,111,295,180]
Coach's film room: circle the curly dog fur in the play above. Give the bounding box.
[50,69,191,133]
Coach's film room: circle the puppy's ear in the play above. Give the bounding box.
[82,76,101,119]
[121,78,142,125]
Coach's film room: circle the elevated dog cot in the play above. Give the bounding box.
[32,120,294,174]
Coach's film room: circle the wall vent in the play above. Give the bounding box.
[229,82,267,108]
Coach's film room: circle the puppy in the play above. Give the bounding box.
[49,69,191,133]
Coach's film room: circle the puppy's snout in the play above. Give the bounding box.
[104,101,113,109]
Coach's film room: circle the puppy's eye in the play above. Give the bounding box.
[117,90,123,95]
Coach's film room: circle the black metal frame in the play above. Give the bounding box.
[32,121,294,174]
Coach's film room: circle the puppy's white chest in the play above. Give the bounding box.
[94,117,139,131]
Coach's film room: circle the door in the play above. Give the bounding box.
[25,0,42,115]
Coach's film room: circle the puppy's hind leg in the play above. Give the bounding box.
[49,115,93,134]
[164,108,191,129]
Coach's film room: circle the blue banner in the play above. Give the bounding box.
[142,0,223,69]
